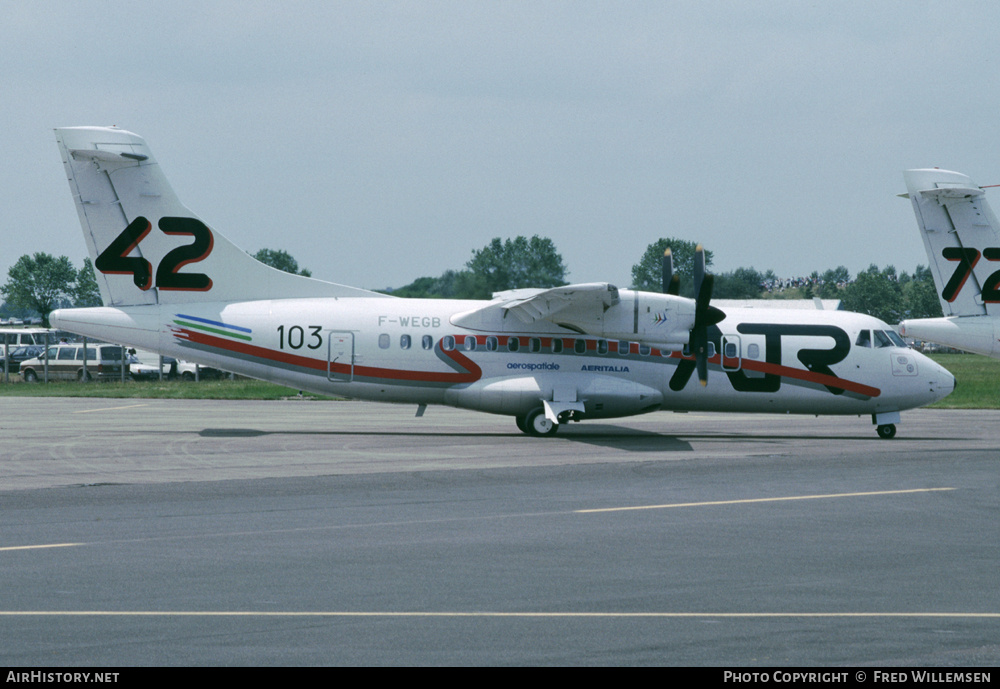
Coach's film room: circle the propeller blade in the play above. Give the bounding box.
[662,249,679,295]
[668,359,696,391]
[690,248,724,387]
[694,273,714,327]
[666,242,726,390]
[693,244,705,297]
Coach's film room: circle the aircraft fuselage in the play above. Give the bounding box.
[52,295,952,421]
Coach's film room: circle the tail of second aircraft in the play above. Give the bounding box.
[903,168,1000,317]
[55,126,385,307]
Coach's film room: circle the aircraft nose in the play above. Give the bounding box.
[924,357,956,403]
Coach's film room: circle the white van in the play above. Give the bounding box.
[19,343,128,382]
[0,328,54,348]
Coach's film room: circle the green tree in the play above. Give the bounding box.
[466,236,567,296]
[73,257,102,307]
[1,253,77,327]
[631,238,713,296]
[391,269,486,299]
[902,265,943,319]
[841,264,904,324]
[817,266,850,298]
[253,248,312,277]
[713,266,764,299]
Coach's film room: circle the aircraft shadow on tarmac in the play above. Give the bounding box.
[198,425,692,452]
[196,425,957,452]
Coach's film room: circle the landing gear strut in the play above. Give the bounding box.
[876,424,897,440]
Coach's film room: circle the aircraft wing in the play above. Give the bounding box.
[452,281,696,345]
[492,282,621,325]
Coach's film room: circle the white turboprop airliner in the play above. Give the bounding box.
[50,127,953,439]
[900,168,1000,358]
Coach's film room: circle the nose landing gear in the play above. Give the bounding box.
[877,423,897,440]
[873,412,900,440]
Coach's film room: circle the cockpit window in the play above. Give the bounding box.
[874,330,893,348]
[855,330,871,348]
[885,330,907,347]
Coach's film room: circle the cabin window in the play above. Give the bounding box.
[707,342,716,358]
[422,335,433,350]
[464,336,476,351]
[552,339,563,354]
[400,334,411,350]
[747,343,760,359]
[529,338,541,353]
[597,340,609,355]
[508,337,520,352]
[618,341,631,356]
[486,336,498,351]
[638,344,651,356]
[378,334,390,349]
[574,339,587,354]
[442,336,455,351]
[724,342,738,358]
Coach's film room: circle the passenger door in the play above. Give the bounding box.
[327,332,354,382]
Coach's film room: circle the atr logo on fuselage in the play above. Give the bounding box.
[670,323,855,395]
[95,216,214,291]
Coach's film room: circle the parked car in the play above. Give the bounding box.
[0,345,44,374]
[176,360,226,381]
[19,343,128,382]
[128,349,226,381]
[0,328,53,348]
[128,351,166,381]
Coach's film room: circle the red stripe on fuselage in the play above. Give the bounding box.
[174,327,878,397]
[173,328,481,384]
[667,351,880,397]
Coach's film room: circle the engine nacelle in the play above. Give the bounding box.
[578,290,695,348]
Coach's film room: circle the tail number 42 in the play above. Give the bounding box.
[95,216,214,291]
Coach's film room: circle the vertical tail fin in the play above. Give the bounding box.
[903,168,1000,317]
[55,126,385,306]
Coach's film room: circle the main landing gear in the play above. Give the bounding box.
[516,407,559,437]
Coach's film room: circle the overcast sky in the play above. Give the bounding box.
[4,1,1000,293]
